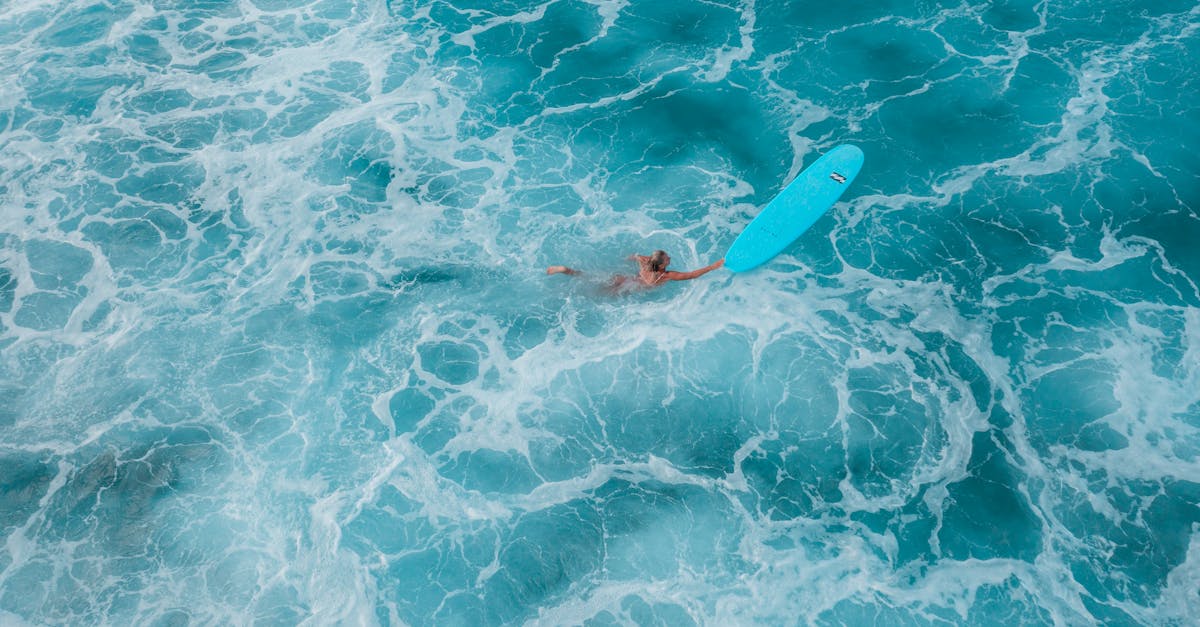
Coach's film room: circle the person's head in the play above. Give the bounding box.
[649,250,670,272]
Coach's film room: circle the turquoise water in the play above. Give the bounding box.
[1,0,1198,623]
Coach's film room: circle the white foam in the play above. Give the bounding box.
[5,0,1200,623]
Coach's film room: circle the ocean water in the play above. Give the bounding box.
[1,0,1198,624]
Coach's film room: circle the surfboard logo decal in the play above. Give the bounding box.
[830,172,846,184]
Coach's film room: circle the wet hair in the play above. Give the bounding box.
[648,250,669,272]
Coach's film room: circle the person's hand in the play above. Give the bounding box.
[713,258,725,269]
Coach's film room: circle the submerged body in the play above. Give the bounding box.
[547,250,724,293]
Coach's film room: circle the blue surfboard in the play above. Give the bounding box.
[725,145,864,272]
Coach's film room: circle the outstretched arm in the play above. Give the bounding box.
[662,258,724,282]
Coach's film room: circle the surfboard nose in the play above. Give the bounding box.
[829,143,864,163]
[841,144,864,159]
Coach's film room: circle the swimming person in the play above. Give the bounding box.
[547,250,724,292]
